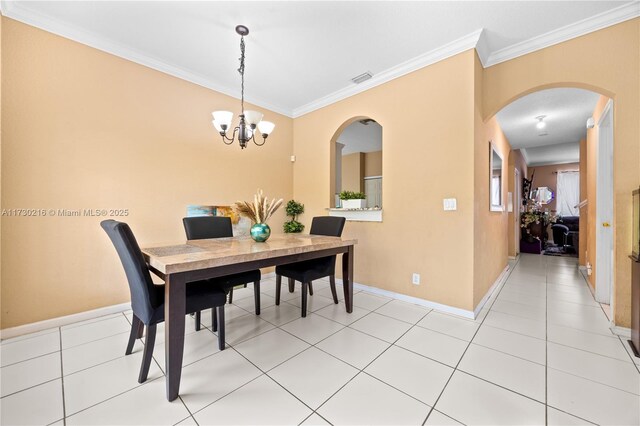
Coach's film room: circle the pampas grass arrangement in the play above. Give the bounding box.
[234,189,283,224]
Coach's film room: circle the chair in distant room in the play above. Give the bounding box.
[183,216,262,330]
[274,216,346,317]
[551,223,570,251]
[101,220,227,383]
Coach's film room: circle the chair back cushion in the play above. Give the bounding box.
[101,220,159,323]
[183,216,233,240]
[310,216,346,237]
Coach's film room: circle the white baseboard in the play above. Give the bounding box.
[2,271,278,340]
[473,264,512,318]
[610,325,631,338]
[2,268,514,339]
[335,268,509,320]
[1,302,131,340]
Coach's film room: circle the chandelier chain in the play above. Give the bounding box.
[238,36,245,114]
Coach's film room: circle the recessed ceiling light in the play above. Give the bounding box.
[535,115,546,129]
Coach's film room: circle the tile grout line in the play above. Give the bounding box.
[241,295,417,422]
[310,308,432,422]
[0,377,62,400]
[0,328,60,346]
[0,349,64,369]
[420,255,522,425]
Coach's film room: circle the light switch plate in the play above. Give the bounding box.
[443,198,457,211]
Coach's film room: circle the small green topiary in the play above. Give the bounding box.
[283,200,305,233]
[339,190,366,200]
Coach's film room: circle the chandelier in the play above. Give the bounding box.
[212,25,275,149]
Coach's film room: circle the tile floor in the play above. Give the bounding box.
[1,254,639,425]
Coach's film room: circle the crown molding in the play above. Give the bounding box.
[484,2,640,67]
[0,1,294,117]
[474,27,492,67]
[292,29,484,118]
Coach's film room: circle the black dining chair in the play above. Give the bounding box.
[275,216,346,317]
[101,220,227,384]
[183,216,262,330]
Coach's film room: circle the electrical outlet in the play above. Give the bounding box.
[412,273,420,285]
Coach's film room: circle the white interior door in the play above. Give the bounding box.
[595,100,614,305]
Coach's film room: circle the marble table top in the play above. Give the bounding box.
[142,234,357,274]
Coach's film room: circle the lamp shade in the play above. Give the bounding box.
[244,110,264,126]
[258,121,275,135]
[212,111,233,127]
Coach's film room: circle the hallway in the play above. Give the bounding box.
[456,253,640,424]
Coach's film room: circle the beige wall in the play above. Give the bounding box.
[508,150,528,257]
[585,95,611,290]
[579,139,588,266]
[294,49,477,311]
[1,18,294,328]
[474,51,510,306]
[364,151,382,177]
[341,153,365,193]
[482,18,639,327]
[529,162,580,214]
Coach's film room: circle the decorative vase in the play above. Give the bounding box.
[250,223,271,242]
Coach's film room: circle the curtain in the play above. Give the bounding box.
[557,171,580,216]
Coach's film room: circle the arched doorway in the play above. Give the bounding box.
[490,86,615,316]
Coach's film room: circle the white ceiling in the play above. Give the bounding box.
[338,121,382,155]
[2,1,637,118]
[496,88,600,166]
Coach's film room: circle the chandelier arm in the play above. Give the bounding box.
[253,134,267,146]
[221,127,239,145]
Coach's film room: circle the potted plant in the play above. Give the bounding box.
[234,189,283,242]
[339,190,366,209]
[283,200,305,233]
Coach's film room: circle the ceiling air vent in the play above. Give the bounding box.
[351,72,373,84]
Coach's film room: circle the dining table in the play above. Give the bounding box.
[141,233,357,401]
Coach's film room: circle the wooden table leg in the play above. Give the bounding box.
[342,246,354,313]
[164,273,186,401]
